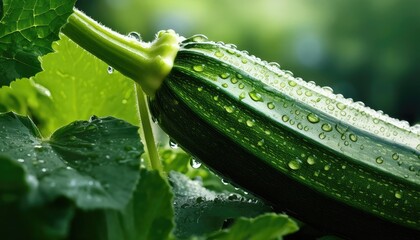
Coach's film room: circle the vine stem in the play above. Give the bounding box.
[62,8,181,173]
[135,84,163,173]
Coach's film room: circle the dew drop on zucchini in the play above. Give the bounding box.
[190,158,202,169]
[224,105,235,113]
[193,65,204,72]
[169,139,178,149]
[392,153,399,160]
[107,66,113,74]
[288,159,302,170]
[307,156,316,165]
[349,134,358,142]
[267,102,275,109]
[376,156,384,164]
[307,113,320,123]
[219,72,230,79]
[246,119,256,127]
[249,90,263,102]
[394,191,403,199]
[322,123,333,132]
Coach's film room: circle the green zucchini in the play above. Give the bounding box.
[62,10,419,239]
[149,35,420,239]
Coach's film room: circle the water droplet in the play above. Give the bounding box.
[230,78,238,84]
[128,31,142,41]
[222,83,228,88]
[322,86,334,93]
[307,113,320,123]
[213,95,219,101]
[257,139,264,146]
[224,105,235,113]
[267,102,275,109]
[169,139,178,149]
[220,72,230,79]
[264,130,271,135]
[375,156,384,164]
[189,34,208,42]
[408,165,415,172]
[394,191,403,199]
[41,168,47,173]
[17,159,25,163]
[193,65,204,72]
[321,123,332,132]
[373,118,380,124]
[215,51,224,58]
[349,134,358,142]
[241,58,248,64]
[416,144,420,151]
[282,115,289,122]
[221,179,229,185]
[197,87,203,92]
[297,123,303,130]
[288,80,297,87]
[239,83,245,89]
[249,90,263,102]
[239,92,246,100]
[392,153,399,160]
[107,66,114,74]
[284,70,294,77]
[324,164,331,171]
[236,73,243,79]
[34,144,42,149]
[336,102,346,110]
[306,156,316,165]
[288,159,302,170]
[190,158,201,169]
[246,119,255,127]
[228,194,238,200]
[319,132,326,139]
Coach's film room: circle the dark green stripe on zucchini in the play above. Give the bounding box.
[149,36,420,239]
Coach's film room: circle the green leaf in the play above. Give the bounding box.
[0,154,30,203]
[207,213,299,240]
[0,112,142,210]
[0,34,139,136]
[69,169,174,240]
[169,171,271,239]
[0,0,76,85]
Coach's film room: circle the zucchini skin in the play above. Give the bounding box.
[149,37,420,239]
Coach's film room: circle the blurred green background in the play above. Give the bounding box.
[76,0,419,124]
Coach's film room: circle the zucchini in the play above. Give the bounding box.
[62,10,419,239]
[149,35,420,239]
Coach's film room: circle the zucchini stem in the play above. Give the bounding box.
[62,8,180,96]
[62,9,179,173]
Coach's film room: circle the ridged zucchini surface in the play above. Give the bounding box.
[149,35,420,239]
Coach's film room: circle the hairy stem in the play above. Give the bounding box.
[62,8,180,96]
[135,84,163,172]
